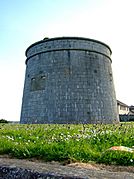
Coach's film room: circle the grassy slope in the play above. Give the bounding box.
[0,123,134,165]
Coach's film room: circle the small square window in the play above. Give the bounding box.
[30,75,46,91]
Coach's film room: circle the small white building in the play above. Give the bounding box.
[117,100,129,115]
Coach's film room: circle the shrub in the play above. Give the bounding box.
[0,119,8,123]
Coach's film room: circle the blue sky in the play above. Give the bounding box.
[0,0,134,121]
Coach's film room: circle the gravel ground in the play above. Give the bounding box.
[0,155,134,179]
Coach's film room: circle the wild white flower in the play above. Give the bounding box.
[67,134,71,138]
[6,135,14,140]
[76,139,80,141]
[65,138,69,141]
[130,159,133,163]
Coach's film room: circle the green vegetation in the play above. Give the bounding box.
[0,119,8,123]
[0,123,133,165]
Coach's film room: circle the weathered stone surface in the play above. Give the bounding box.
[0,158,133,179]
[20,37,119,124]
[0,166,83,179]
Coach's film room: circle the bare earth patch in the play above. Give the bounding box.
[68,162,134,173]
[0,155,134,178]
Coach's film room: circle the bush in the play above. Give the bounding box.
[0,119,8,123]
[129,118,134,122]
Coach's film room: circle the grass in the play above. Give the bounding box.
[0,122,134,165]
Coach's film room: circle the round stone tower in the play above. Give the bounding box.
[20,37,119,124]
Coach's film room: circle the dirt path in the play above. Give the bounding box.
[0,155,134,178]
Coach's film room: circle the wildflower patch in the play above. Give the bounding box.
[0,123,133,166]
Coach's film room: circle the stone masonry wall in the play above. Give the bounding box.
[20,37,119,124]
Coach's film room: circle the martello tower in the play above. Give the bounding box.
[20,37,119,124]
